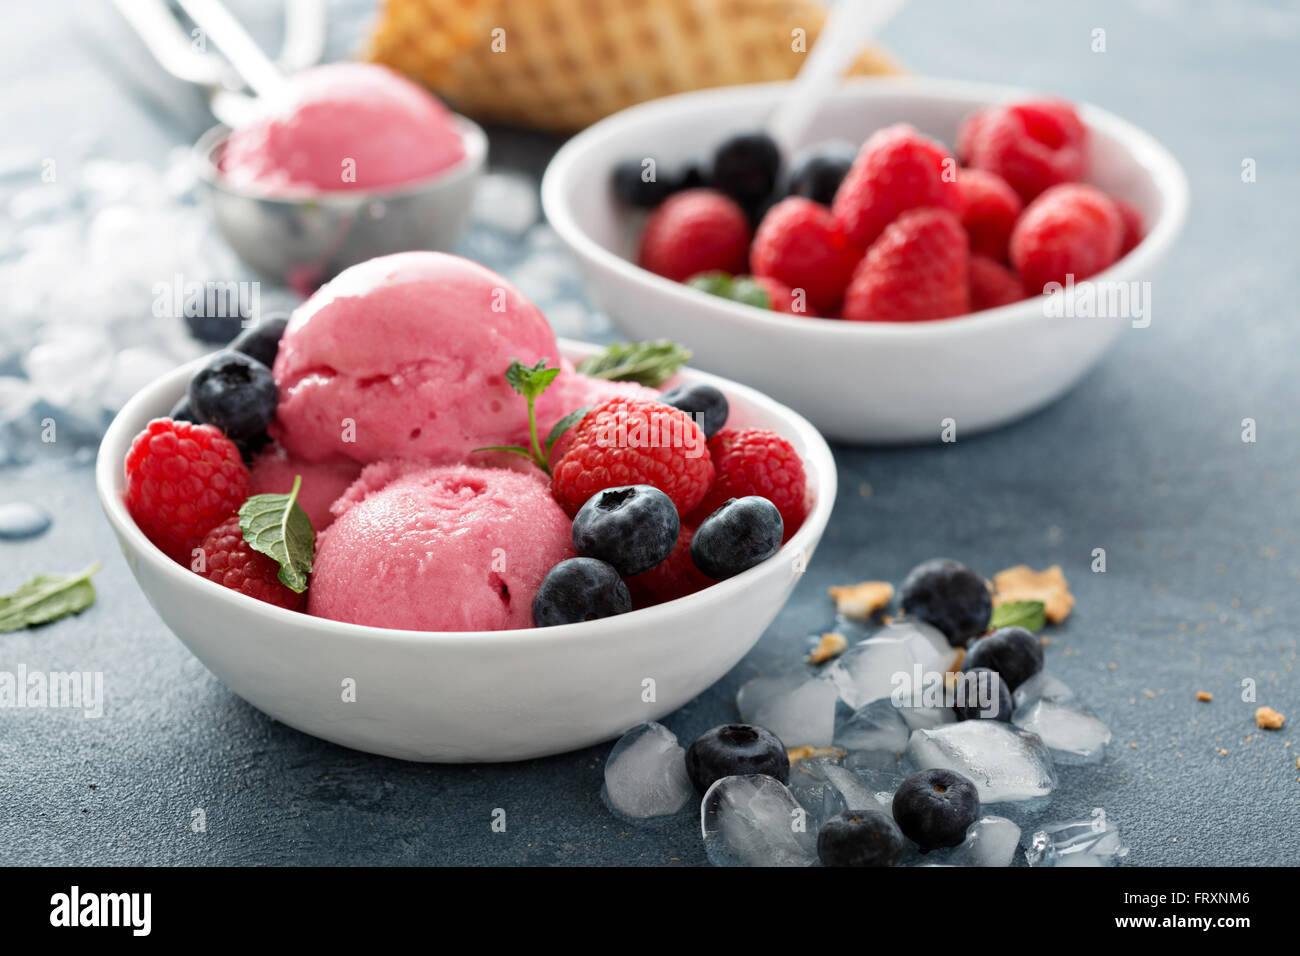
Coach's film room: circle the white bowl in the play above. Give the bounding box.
[95,340,835,763]
[541,77,1189,443]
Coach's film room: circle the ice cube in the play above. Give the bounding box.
[905,721,1058,806]
[470,173,539,235]
[23,328,113,412]
[736,674,838,748]
[601,722,693,821]
[833,697,911,755]
[0,377,36,424]
[788,781,847,831]
[1025,808,1128,867]
[942,815,1021,867]
[1013,698,1111,765]
[1013,671,1077,709]
[700,774,818,867]
[103,347,177,411]
[819,762,891,811]
[826,621,955,710]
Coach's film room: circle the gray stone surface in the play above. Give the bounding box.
[1,1,1297,865]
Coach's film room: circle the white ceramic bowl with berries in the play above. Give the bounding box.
[541,77,1189,443]
[95,340,836,763]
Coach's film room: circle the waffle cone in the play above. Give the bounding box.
[367,0,900,130]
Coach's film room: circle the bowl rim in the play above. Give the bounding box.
[96,338,837,649]
[193,113,489,205]
[540,75,1190,341]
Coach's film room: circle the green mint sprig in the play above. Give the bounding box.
[988,600,1047,634]
[0,562,101,632]
[474,359,578,475]
[575,339,691,387]
[238,475,315,593]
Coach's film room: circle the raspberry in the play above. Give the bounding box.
[750,197,862,313]
[831,124,961,249]
[749,275,819,317]
[625,521,711,604]
[125,418,252,563]
[693,428,807,540]
[958,99,1087,203]
[550,398,715,517]
[957,168,1023,261]
[637,188,751,282]
[1009,183,1123,295]
[968,255,1024,311]
[1113,197,1145,255]
[842,208,970,323]
[197,515,305,610]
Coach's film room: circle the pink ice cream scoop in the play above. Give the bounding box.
[308,463,575,631]
[219,62,465,195]
[272,251,563,465]
[248,444,362,532]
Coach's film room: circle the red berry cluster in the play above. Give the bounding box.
[635,98,1143,323]
[551,399,809,605]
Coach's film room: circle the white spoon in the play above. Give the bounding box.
[766,0,907,155]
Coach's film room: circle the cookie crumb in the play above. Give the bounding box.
[1255,706,1285,730]
[1217,748,1229,756]
[828,580,894,619]
[1196,691,1213,702]
[807,631,848,665]
[787,745,845,764]
[992,564,1074,623]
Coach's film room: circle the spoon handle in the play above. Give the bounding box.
[176,0,285,100]
[767,0,906,154]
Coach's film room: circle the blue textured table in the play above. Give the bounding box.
[1,1,1297,866]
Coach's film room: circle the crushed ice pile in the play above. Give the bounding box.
[601,617,1124,866]
[0,156,603,465]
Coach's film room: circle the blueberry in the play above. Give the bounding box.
[891,769,980,852]
[784,140,858,205]
[690,496,783,580]
[187,351,278,444]
[229,316,289,369]
[182,310,246,345]
[532,557,632,627]
[953,666,1014,722]
[899,558,992,646]
[169,395,195,423]
[962,626,1044,691]
[658,382,729,438]
[817,809,906,867]
[571,485,679,576]
[675,163,709,191]
[612,158,678,208]
[685,723,789,794]
[711,132,781,207]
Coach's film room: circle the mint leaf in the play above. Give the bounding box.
[728,276,771,310]
[0,562,101,632]
[989,600,1047,634]
[505,359,561,401]
[545,405,591,454]
[238,475,314,593]
[686,271,733,297]
[575,340,691,387]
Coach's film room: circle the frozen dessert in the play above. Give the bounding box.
[308,462,574,631]
[123,251,811,632]
[219,62,465,196]
[249,445,361,531]
[272,252,559,464]
[271,252,652,465]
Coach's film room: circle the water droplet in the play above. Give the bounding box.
[0,502,52,540]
